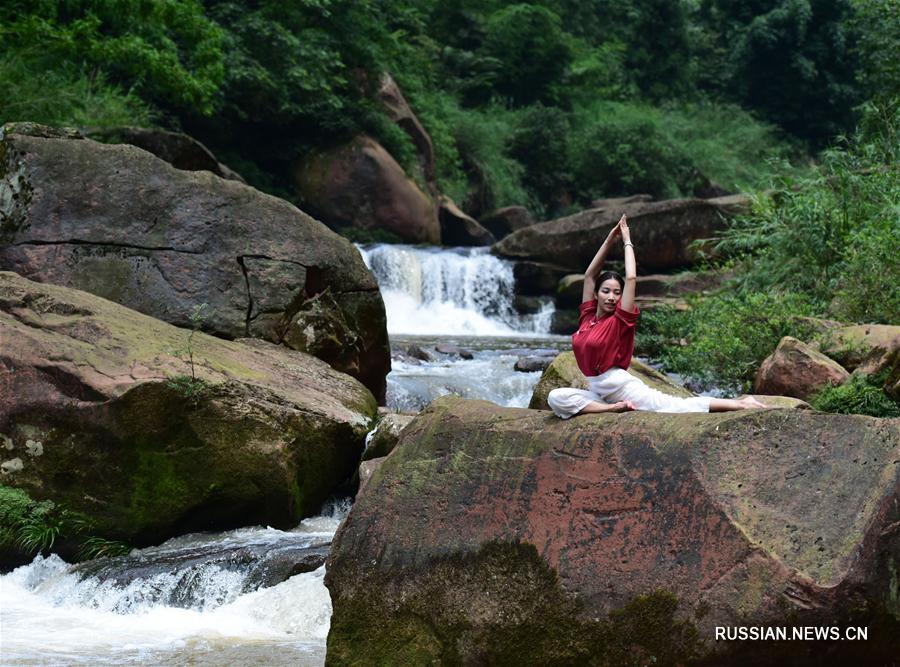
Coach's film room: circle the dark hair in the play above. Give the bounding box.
[596,270,624,291]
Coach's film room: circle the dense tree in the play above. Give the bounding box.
[0,0,224,113]
[697,0,862,143]
[481,4,572,107]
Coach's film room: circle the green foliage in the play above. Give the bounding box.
[481,4,572,107]
[638,292,819,391]
[508,104,572,214]
[165,375,210,401]
[77,536,132,560]
[717,111,900,323]
[0,50,154,127]
[810,372,900,417]
[695,0,862,144]
[1,0,225,114]
[0,485,108,558]
[850,0,900,107]
[568,101,793,201]
[443,104,530,214]
[570,103,697,199]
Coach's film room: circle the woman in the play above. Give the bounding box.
[548,215,766,417]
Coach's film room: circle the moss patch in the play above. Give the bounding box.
[327,540,703,666]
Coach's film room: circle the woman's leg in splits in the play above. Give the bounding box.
[547,388,635,419]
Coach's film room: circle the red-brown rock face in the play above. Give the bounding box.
[294,135,440,244]
[754,336,850,399]
[326,396,900,664]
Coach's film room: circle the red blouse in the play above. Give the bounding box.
[572,299,640,376]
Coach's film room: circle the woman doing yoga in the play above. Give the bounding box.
[547,215,767,417]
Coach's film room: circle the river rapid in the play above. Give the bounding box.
[2,244,568,666]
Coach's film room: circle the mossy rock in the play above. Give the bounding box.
[0,272,377,555]
[326,396,900,664]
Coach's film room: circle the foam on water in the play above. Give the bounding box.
[386,351,546,412]
[0,505,349,666]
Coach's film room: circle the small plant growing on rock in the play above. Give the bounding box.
[167,303,210,401]
[77,536,131,560]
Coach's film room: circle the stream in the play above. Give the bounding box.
[1,244,567,665]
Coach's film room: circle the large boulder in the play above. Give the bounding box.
[819,324,900,376]
[325,396,900,664]
[754,336,851,400]
[589,194,653,208]
[0,122,389,401]
[82,126,246,183]
[529,352,693,409]
[0,272,377,552]
[438,196,495,246]
[293,135,440,244]
[493,196,750,273]
[378,74,436,194]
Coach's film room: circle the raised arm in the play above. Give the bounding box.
[582,216,625,303]
[619,216,637,313]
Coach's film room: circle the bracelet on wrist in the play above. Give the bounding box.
[623,242,634,248]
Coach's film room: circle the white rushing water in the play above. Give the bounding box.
[0,501,350,666]
[385,337,567,412]
[358,244,553,336]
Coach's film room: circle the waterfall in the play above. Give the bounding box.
[358,244,553,336]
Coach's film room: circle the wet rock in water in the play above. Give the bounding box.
[71,537,330,603]
[404,345,434,362]
[512,295,546,314]
[0,272,376,557]
[512,260,571,296]
[556,273,584,308]
[528,352,693,409]
[0,122,389,402]
[434,344,474,360]
[549,308,579,335]
[438,196,495,246]
[480,206,535,240]
[362,413,414,462]
[82,126,246,182]
[513,356,553,373]
[754,336,850,400]
[293,135,440,244]
[326,395,900,665]
[494,196,750,273]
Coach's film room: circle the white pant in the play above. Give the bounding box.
[547,367,712,418]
